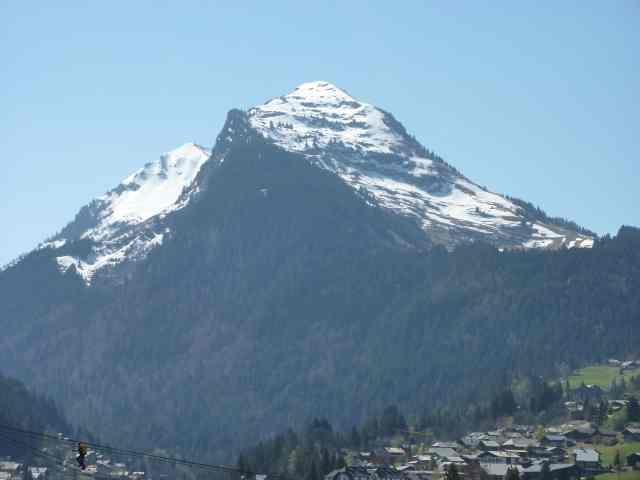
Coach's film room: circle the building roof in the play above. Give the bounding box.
[428,447,458,458]
[574,448,600,463]
[487,451,520,459]
[432,442,459,449]
[385,447,406,455]
[522,463,576,474]
[414,455,434,462]
[480,464,522,477]
[0,463,20,472]
[480,440,501,448]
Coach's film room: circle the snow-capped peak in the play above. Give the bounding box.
[286,81,357,104]
[248,81,594,250]
[92,142,209,239]
[249,81,409,156]
[48,142,211,284]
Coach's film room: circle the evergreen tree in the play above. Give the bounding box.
[445,464,460,480]
[237,454,250,474]
[540,462,551,480]
[504,466,520,480]
[349,427,361,450]
[307,460,320,480]
[614,450,621,471]
[627,396,640,421]
[321,448,331,475]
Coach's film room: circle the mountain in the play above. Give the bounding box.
[1,82,635,464]
[18,81,592,286]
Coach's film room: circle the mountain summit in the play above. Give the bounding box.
[22,81,592,284]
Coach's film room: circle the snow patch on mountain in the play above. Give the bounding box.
[55,231,165,284]
[48,143,210,284]
[87,142,209,241]
[249,81,407,156]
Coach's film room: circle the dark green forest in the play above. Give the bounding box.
[0,112,638,463]
[0,374,71,460]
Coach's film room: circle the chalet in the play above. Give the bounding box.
[595,428,618,445]
[463,461,486,480]
[623,426,640,442]
[461,432,484,448]
[573,448,602,474]
[477,451,520,464]
[0,463,20,480]
[384,447,407,463]
[574,384,604,403]
[0,464,20,474]
[609,400,628,412]
[621,360,636,370]
[373,447,406,465]
[520,462,579,480]
[564,402,583,418]
[478,439,501,451]
[403,471,433,480]
[627,452,640,469]
[480,464,522,480]
[439,457,465,468]
[427,447,458,460]
[544,447,566,463]
[411,455,435,470]
[325,466,371,480]
[502,438,540,450]
[356,452,373,465]
[542,435,568,448]
[28,468,47,480]
[564,425,597,443]
[373,466,404,480]
[432,442,459,449]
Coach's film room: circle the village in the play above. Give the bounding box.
[326,419,640,480]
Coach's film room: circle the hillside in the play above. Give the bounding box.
[0,374,72,461]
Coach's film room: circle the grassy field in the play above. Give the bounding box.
[566,365,640,390]
[596,471,640,480]
[596,442,640,467]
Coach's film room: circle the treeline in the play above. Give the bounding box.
[238,381,567,479]
[237,409,407,480]
[240,383,640,480]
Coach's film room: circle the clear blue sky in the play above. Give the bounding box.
[1,2,638,265]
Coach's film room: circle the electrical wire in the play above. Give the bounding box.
[0,423,277,478]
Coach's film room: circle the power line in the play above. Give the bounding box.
[0,430,111,480]
[0,423,278,478]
